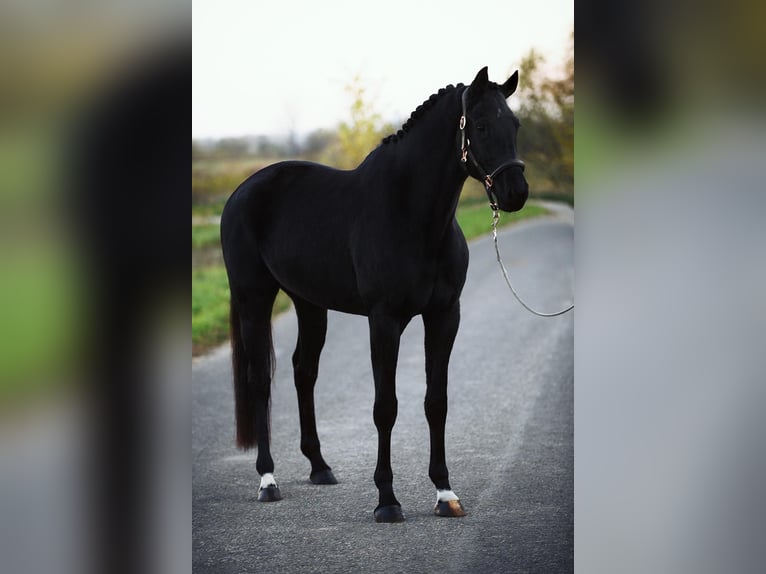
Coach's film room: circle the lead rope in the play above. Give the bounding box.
[490,204,574,317]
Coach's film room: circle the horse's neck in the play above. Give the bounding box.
[384,95,468,234]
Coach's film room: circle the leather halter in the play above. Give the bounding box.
[459,87,525,208]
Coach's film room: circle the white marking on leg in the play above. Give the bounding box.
[436,489,459,503]
[259,473,277,489]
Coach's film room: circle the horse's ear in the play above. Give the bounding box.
[501,70,519,98]
[470,66,490,93]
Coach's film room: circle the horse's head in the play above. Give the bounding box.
[460,67,529,212]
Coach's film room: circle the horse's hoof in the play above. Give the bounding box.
[434,499,466,517]
[310,469,338,485]
[374,504,405,523]
[257,485,282,502]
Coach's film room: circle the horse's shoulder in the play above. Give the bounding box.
[446,218,469,254]
[442,221,469,275]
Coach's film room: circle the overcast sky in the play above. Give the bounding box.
[193,0,573,139]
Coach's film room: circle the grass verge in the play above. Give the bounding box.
[192,224,221,249]
[456,201,549,239]
[192,266,292,356]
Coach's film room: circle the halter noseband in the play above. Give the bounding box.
[459,87,525,208]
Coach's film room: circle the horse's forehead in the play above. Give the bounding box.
[493,103,514,122]
[481,92,512,118]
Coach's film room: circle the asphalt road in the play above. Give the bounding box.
[193,209,573,573]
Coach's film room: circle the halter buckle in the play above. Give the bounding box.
[459,115,466,130]
[484,175,493,188]
[461,148,467,162]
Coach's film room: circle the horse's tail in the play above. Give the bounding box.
[230,300,273,451]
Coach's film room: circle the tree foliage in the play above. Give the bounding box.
[516,34,574,198]
[328,76,393,169]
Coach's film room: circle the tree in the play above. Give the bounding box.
[329,76,393,169]
[543,32,574,185]
[516,34,574,198]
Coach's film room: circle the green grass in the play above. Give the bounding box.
[456,201,549,240]
[192,224,221,249]
[192,201,552,356]
[192,266,230,355]
[192,266,292,356]
[192,197,228,219]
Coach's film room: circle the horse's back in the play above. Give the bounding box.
[222,161,365,313]
[222,160,354,245]
[223,160,348,222]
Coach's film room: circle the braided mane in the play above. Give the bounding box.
[381,83,465,145]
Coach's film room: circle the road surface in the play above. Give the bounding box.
[193,209,573,573]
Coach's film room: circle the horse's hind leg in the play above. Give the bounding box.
[291,297,336,485]
[231,277,282,502]
[423,304,466,517]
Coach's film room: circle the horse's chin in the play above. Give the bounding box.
[495,190,528,213]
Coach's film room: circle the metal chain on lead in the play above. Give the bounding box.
[490,205,574,317]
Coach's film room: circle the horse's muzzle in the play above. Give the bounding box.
[495,168,529,212]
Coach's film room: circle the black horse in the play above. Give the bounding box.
[220,67,528,523]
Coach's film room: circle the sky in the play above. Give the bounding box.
[193,0,573,139]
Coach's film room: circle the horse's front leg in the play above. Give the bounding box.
[368,312,405,523]
[423,304,466,517]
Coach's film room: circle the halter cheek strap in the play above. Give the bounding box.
[459,87,525,208]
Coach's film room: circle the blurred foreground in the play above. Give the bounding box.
[576,1,766,572]
[0,2,188,574]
